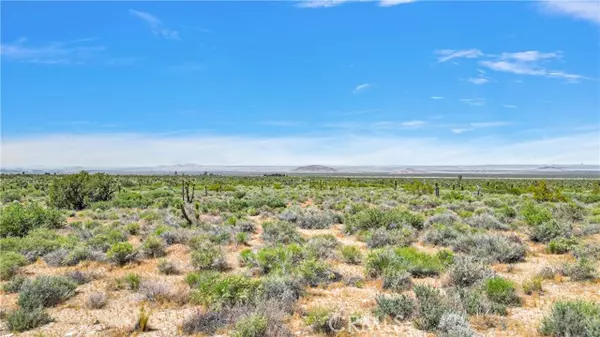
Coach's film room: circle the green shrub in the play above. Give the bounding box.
[191,245,228,271]
[261,221,304,245]
[0,203,64,238]
[521,201,553,226]
[304,307,345,334]
[141,236,166,258]
[190,273,261,309]
[530,219,572,243]
[231,314,268,337]
[48,171,117,210]
[435,249,455,266]
[394,247,445,277]
[5,308,52,332]
[123,272,141,290]
[539,300,600,337]
[340,245,362,264]
[106,242,136,266]
[235,231,249,245]
[125,222,140,235]
[529,181,567,203]
[298,259,340,287]
[374,294,415,320]
[346,208,424,234]
[0,252,27,280]
[3,275,27,293]
[484,277,521,306]
[18,275,77,309]
[547,237,579,254]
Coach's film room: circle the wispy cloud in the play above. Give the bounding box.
[479,59,585,82]
[479,50,585,82]
[378,0,415,6]
[430,96,444,100]
[435,49,483,63]
[0,37,105,65]
[129,9,180,40]
[3,130,597,167]
[460,98,486,106]
[539,0,600,25]
[323,120,426,130]
[400,120,426,128]
[500,50,560,62]
[503,104,517,109]
[436,48,587,83]
[353,83,373,94]
[467,76,490,85]
[295,0,414,8]
[452,121,511,134]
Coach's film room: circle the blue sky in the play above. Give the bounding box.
[1,0,599,167]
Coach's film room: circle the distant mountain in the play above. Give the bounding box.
[536,165,565,171]
[391,168,419,174]
[293,165,337,172]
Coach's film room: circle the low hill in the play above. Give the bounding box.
[293,165,337,172]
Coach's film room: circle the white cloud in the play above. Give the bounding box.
[480,59,585,82]
[469,121,510,128]
[0,38,105,65]
[460,98,486,106]
[129,9,180,40]
[539,0,600,25]
[295,0,351,7]
[503,104,517,109]
[400,120,426,128]
[4,131,596,167]
[435,49,483,63]
[323,120,425,130]
[353,83,373,94]
[379,0,415,6]
[451,121,511,134]
[430,96,444,100]
[500,51,560,62]
[295,0,414,7]
[467,76,489,85]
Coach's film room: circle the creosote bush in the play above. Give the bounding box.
[0,203,64,238]
[106,242,136,266]
[484,277,521,306]
[339,245,362,264]
[191,244,228,271]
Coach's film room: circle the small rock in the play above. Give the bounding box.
[65,331,76,337]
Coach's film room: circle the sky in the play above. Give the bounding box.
[1,0,599,167]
